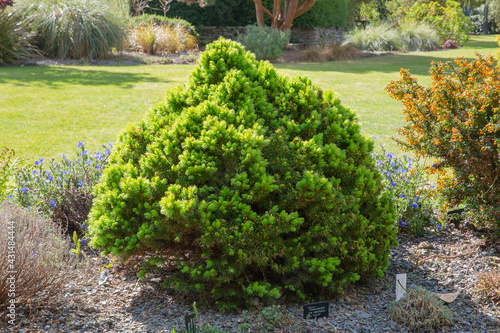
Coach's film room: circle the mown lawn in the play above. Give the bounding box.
[0,35,497,162]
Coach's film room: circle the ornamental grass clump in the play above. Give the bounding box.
[17,0,127,60]
[88,38,397,308]
[399,22,440,52]
[0,202,74,310]
[129,24,197,55]
[476,269,500,303]
[344,22,402,52]
[389,286,454,331]
[0,3,38,65]
[386,55,500,230]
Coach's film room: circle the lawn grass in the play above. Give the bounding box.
[275,35,499,155]
[0,35,498,162]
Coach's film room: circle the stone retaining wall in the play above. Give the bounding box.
[199,26,344,48]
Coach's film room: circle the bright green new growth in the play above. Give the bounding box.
[88,38,397,307]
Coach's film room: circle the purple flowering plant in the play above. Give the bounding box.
[371,144,445,236]
[13,142,112,233]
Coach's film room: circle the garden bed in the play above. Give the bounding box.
[18,47,404,67]
[1,225,499,333]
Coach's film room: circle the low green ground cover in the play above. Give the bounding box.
[0,35,497,161]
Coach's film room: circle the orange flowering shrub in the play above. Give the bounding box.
[386,55,500,227]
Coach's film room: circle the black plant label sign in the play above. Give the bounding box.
[303,301,329,319]
[185,313,196,333]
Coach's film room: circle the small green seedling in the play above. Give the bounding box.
[69,231,81,259]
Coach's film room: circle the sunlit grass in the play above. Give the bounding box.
[275,35,498,154]
[0,35,497,162]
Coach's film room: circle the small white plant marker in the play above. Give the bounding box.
[396,273,407,301]
[99,268,109,286]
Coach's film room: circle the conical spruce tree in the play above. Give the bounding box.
[88,38,397,308]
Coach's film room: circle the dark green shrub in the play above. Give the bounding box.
[147,0,257,27]
[293,0,348,28]
[88,38,397,308]
[17,0,127,60]
[237,25,290,60]
[148,0,349,28]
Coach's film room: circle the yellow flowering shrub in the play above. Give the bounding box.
[386,54,500,228]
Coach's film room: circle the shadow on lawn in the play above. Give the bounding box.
[276,52,493,76]
[276,34,498,76]
[0,66,165,88]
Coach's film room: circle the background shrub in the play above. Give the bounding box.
[386,54,500,229]
[14,142,111,236]
[237,25,290,60]
[0,8,38,65]
[88,38,397,308]
[17,0,127,60]
[468,4,499,35]
[0,202,73,309]
[289,0,348,28]
[129,24,197,54]
[146,0,349,28]
[344,23,402,52]
[403,0,472,45]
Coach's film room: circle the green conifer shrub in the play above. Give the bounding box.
[88,38,397,308]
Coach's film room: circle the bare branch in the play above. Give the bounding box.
[295,0,317,18]
[251,0,274,21]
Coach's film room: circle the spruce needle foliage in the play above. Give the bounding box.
[88,38,397,307]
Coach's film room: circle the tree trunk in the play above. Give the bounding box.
[251,0,317,31]
[483,4,489,35]
[463,4,469,17]
[281,0,299,30]
[255,0,265,27]
[271,0,282,29]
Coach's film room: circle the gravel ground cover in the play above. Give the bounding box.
[1,225,499,333]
